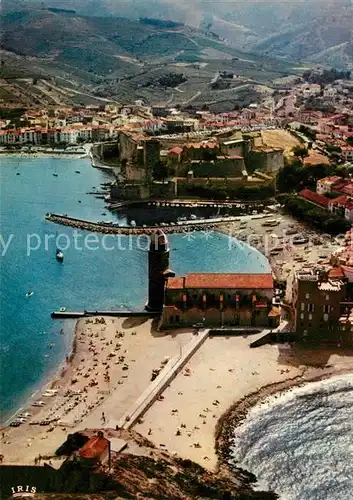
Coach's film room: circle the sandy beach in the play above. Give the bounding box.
[134,334,353,470]
[0,316,194,465]
[220,211,340,280]
[2,315,351,473]
[1,213,350,472]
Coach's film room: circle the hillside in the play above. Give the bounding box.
[3,0,352,70]
[249,9,353,70]
[0,9,298,110]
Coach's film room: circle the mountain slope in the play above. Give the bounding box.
[0,9,299,109]
[249,10,353,69]
[2,0,352,69]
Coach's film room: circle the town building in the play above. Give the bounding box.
[341,146,353,162]
[288,266,352,345]
[298,189,330,209]
[316,176,342,195]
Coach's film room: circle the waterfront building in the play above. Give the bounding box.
[289,266,353,345]
[159,272,280,329]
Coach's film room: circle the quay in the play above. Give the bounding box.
[45,212,239,235]
[51,310,159,318]
[108,198,263,210]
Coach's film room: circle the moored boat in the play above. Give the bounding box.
[56,249,64,261]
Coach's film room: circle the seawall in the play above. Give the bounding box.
[45,213,238,235]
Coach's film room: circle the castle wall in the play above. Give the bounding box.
[182,157,245,178]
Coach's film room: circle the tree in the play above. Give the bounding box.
[299,125,316,142]
[292,146,309,160]
[347,137,353,147]
[152,161,170,182]
[276,159,334,193]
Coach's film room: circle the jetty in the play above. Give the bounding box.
[45,212,239,235]
[51,310,159,319]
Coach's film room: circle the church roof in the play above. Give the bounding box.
[167,273,273,290]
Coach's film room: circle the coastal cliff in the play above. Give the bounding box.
[7,429,277,500]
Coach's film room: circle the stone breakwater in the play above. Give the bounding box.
[45,213,224,235]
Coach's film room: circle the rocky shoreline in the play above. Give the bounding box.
[215,364,353,475]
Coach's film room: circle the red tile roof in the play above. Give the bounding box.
[168,146,183,155]
[185,141,218,149]
[318,176,342,184]
[167,273,273,290]
[329,195,349,206]
[78,435,110,459]
[341,184,353,195]
[328,267,345,278]
[167,277,185,290]
[298,189,329,208]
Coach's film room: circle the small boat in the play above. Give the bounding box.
[53,173,58,177]
[59,307,66,312]
[75,170,81,174]
[26,291,34,297]
[16,172,20,176]
[78,200,81,203]
[56,249,64,262]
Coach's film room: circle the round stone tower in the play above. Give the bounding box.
[146,230,173,312]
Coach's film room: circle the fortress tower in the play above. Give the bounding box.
[146,230,175,312]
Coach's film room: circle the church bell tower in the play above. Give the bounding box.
[146,230,175,312]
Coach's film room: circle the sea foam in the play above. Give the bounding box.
[229,374,353,500]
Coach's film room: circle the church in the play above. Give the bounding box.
[146,230,280,329]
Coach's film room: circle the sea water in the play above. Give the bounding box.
[229,374,353,500]
[0,156,269,422]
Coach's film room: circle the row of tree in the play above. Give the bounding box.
[276,159,335,193]
[279,194,350,235]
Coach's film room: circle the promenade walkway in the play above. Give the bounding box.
[111,330,210,430]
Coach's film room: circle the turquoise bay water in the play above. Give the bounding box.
[0,156,269,422]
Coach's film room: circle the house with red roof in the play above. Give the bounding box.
[298,189,329,209]
[78,432,110,468]
[160,273,279,329]
[316,176,343,195]
[328,195,351,217]
[341,146,353,162]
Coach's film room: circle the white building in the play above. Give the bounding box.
[341,147,353,162]
[316,176,342,195]
[59,129,79,144]
[302,84,322,98]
